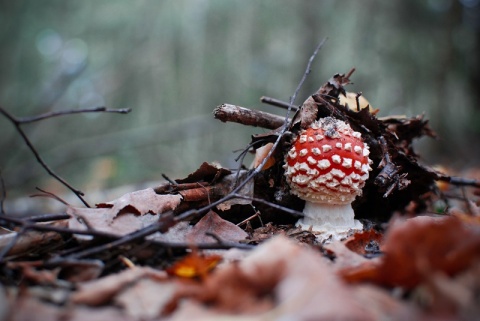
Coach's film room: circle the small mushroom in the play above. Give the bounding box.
[284,117,372,240]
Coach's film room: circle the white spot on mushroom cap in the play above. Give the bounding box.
[315,134,324,141]
[354,160,362,170]
[322,144,332,152]
[341,176,353,185]
[299,135,307,143]
[308,136,314,142]
[330,168,346,178]
[342,158,353,168]
[331,154,341,164]
[335,142,342,149]
[352,131,361,139]
[292,174,311,185]
[361,164,370,173]
[312,147,321,155]
[344,143,352,151]
[326,180,340,188]
[307,156,317,165]
[299,149,308,157]
[285,166,296,176]
[363,147,370,157]
[297,162,311,172]
[317,159,331,170]
[288,148,297,159]
[354,146,362,154]
[349,172,360,180]
[315,172,332,183]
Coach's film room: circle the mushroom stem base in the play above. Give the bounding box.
[296,202,363,241]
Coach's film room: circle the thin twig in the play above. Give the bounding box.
[260,96,299,111]
[161,174,178,186]
[0,107,90,207]
[25,213,71,223]
[437,176,480,188]
[30,187,69,206]
[236,211,261,227]
[17,106,131,124]
[232,193,304,218]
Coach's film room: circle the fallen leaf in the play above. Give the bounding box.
[339,91,375,112]
[324,240,372,271]
[68,190,182,238]
[252,143,276,170]
[344,228,383,256]
[166,251,222,279]
[115,278,178,320]
[0,221,65,256]
[186,211,248,243]
[340,216,480,288]
[96,188,182,215]
[175,162,231,184]
[72,266,167,306]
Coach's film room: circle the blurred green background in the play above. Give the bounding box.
[1,0,479,205]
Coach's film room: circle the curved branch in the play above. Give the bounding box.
[0,106,131,208]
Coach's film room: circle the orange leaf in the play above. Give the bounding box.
[252,143,276,170]
[167,252,222,279]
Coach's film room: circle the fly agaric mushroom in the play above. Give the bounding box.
[284,117,372,240]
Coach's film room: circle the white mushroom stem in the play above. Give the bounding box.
[296,202,363,241]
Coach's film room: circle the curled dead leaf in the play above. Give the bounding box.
[339,91,376,113]
[252,143,276,170]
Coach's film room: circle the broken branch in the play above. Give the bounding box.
[213,103,286,129]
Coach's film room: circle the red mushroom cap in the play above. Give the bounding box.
[284,117,372,204]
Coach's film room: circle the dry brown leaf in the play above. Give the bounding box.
[324,240,372,271]
[0,221,65,256]
[186,211,248,243]
[268,237,375,320]
[344,228,383,256]
[115,278,178,320]
[72,266,168,306]
[58,259,104,283]
[96,187,182,215]
[175,162,231,184]
[340,216,480,288]
[68,189,182,237]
